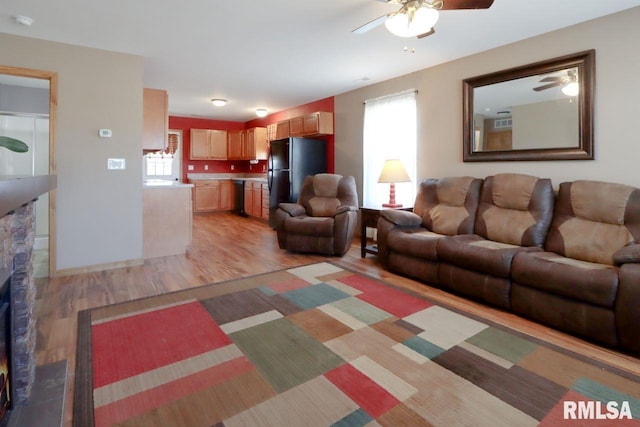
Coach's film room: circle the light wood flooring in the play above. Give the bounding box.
[34,212,640,427]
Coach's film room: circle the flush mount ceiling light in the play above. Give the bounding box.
[14,15,34,27]
[256,108,268,118]
[211,98,227,107]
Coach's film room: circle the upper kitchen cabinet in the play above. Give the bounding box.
[190,129,228,160]
[246,127,268,160]
[288,112,334,138]
[227,127,267,160]
[143,88,168,151]
[275,120,290,140]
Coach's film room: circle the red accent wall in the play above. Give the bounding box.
[170,96,335,182]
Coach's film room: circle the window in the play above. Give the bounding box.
[363,90,417,207]
[143,131,181,181]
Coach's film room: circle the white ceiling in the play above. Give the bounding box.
[2,0,640,122]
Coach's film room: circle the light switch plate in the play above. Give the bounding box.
[107,158,126,170]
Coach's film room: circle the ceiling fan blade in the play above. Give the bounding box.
[439,0,495,10]
[417,28,436,39]
[533,82,562,92]
[539,76,563,83]
[353,14,389,34]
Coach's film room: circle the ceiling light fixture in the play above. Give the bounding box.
[385,1,439,38]
[14,15,34,27]
[561,82,579,97]
[256,108,268,118]
[211,98,227,107]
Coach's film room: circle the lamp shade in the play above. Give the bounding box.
[378,159,410,183]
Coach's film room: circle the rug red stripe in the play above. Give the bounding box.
[325,363,400,418]
[94,356,254,427]
[338,274,432,318]
[92,301,231,388]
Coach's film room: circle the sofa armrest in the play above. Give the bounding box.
[613,244,640,265]
[379,209,422,228]
[278,203,306,217]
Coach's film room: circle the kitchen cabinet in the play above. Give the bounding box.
[143,88,168,150]
[290,112,334,137]
[244,181,268,219]
[227,127,267,160]
[275,120,290,140]
[190,129,228,160]
[192,180,233,212]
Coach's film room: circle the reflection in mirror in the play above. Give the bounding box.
[463,50,594,161]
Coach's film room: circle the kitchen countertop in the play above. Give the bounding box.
[143,180,193,188]
[187,173,267,183]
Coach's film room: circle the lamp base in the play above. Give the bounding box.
[382,202,403,208]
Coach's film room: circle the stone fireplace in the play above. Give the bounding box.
[0,202,37,412]
[0,175,55,423]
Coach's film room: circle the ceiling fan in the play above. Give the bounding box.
[353,0,495,39]
[533,68,579,96]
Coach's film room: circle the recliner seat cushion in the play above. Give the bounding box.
[284,216,334,237]
[387,229,443,261]
[437,234,539,278]
[512,251,618,308]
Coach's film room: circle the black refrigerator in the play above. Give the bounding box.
[268,137,327,227]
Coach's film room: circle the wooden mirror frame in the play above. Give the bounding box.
[463,50,595,161]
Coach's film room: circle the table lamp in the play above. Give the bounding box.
[378,159,410,208]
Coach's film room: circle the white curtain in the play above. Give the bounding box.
[363,90,417,207]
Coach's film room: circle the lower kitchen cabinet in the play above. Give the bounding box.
[143,185,192,259]
[192,180,233,213]
[244,181,269,219]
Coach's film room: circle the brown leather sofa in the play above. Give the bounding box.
[274,174,358,256]
[377,173,640,354]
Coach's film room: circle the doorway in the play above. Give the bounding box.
[0,65,57,277]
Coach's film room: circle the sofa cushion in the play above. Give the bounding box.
[413,177,483,236]
[511,251,618,308]
[475,174,554,247]
[387,229,443,261]
[437,234,540,278]
[546,180,640,265]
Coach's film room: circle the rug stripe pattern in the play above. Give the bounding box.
[75,262,640,426]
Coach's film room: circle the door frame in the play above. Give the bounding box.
[0,65,58,277]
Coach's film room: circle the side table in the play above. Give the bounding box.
[360,206,413,258]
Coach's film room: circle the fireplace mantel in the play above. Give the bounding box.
[0,176,56,218]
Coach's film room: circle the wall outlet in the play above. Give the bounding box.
[249,164,253,171]
[188,165,194,171]
[204,165,209,171]
[231,165,235,171]
[262,164,266,172]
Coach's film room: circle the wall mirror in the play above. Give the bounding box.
[463,50,595,161]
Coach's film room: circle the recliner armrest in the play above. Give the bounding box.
[278,203,306,217]
[379,209,422,227]
[335,205,358,216]
[613,244,640,265]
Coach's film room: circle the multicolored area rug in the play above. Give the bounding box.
[74,262,640,426]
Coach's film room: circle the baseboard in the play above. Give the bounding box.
[52,258,144,277]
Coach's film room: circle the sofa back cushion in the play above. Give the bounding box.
[475,173,554,247]
[413,176,482,236]
[546,180,640,265]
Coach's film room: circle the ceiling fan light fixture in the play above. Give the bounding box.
[561,82,579,97]
[385,3,439,38]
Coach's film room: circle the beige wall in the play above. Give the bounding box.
[335,7,640,199]
[0,33,144,272]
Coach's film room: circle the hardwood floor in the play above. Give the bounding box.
[34,212,640,427]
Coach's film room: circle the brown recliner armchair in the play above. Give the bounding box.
[273,174,358,256]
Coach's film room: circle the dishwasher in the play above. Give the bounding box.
[232,179,247,216]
